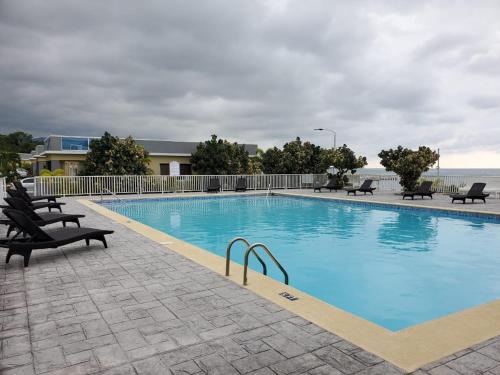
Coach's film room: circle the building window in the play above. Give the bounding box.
[61,137,89,151]
[180,164,192,175]
[160,164,170,175]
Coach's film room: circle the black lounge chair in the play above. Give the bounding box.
[314,177,342,192]
[7,189,65,212]
[207,178,221,193]
[402,181,435,200]
[346,179,376,195]
[0,209,113,267]
[235,178,247,192]
[450,183,489,203]
[13,181,60,203]
[2,197,84,237]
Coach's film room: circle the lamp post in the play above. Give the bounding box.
[313,128,336,149]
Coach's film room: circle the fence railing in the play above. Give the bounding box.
[0,177,6,198]
[34,174,326,197]
[32,173,500,197]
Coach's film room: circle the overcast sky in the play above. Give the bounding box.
[1,1,500,167]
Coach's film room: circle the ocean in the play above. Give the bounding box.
[359,168,500,177]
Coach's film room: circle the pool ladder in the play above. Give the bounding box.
[100,188,124,203]
[225,237,289,285]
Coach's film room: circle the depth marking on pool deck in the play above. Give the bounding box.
[80,198,500,373]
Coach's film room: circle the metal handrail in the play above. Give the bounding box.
[100,188,123,202]
[243,243,288,285]
[266,183,272,197]
[225,237,267,276]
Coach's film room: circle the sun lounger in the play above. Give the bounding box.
[0,209,113,267]
[207,178,221,193]
[314,177,342,192]
[450,183,489,203]
[402,181,435,200]
[2,197,83,237]
[235,178,247,192]
[346,179,375,195]
[7,189,65,212]
[13,181,60,203]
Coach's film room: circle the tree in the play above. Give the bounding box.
[321,144,368,182]
[262,147,285,174]
[81,132,151,175]
[248,148,264,174]
[190,135,250,175]
[262,138,367,175]
[0,131,41,181]
[227,140,250,174]
[281,137,324,174]
[0,132,41,153]
[378,146,439,191]
[262,138,325,174]
[0,151,20,182]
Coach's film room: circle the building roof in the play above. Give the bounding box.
[32,135,258,157]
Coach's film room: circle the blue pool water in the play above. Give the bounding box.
[103,195,500,331]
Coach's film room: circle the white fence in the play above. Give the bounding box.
[32,173,500,197]
[0,177,6,198]
[34,174,327,197]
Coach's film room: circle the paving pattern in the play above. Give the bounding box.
[1,198,500,374]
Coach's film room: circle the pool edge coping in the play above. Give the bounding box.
[275,190,500,219]
[78,197,500,373]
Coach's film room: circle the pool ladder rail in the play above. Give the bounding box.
[100,188,124,203]
[225,237,289,285]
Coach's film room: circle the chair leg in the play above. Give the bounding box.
[76,219,81,228]
[6,249,13,263]
[85,239,90,246]
[99,236,108,249]
[23,250,32,267]
[63,221,66,227]
[58,206,62,213]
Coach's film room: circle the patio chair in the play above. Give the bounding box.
[235,178,247,192]
[346,179,375,196]
[2,197,83,237]
[207,178,221,193]
[7,189,65,212]
[13,180,60,203]
[0,209,113,267]
[314,177,342,192]
[450,183,489,203]
[402,181,435,200]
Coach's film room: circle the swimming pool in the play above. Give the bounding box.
[102,195,500,331]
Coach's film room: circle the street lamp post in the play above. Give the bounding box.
[313,128,336,149]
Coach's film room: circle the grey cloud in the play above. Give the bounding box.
[1,0,500,164]
[468,96,500,109]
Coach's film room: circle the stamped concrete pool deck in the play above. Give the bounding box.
[1,192,500,374]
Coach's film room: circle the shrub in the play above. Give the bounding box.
[378,146,439,191]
